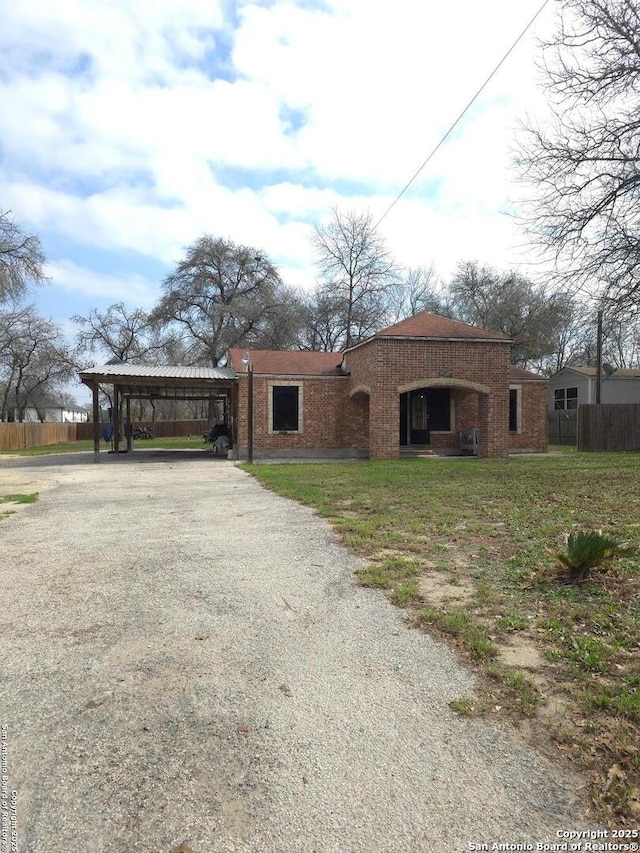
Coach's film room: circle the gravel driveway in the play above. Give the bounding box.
[0,451,598,852]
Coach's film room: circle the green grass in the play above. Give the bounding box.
[418,607,497,660]
[0,492,38,504]
[0,492,39,520]
[247,452,640,824]
[582,675,640,724]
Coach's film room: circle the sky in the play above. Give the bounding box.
[0,0,556,369]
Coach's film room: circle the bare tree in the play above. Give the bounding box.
[150,236,303,365]
[297,288,349,352]
[72,302,160,364]
[0,307,76,421]
[389,265,451,322]
[450,261,578,368]
[0,209,48,304]
[516,0,640,304]
[311,208,400,350]
[598,304,640,367]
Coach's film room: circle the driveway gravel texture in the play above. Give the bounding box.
[0,451,600,852]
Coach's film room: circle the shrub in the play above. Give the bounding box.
[547,530,635,584]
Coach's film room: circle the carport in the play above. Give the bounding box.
[79,364,238,462]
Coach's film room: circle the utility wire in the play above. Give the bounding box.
[374,0,551,228]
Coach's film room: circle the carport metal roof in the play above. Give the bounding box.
[79,364,239,460]
[79,364,238,401]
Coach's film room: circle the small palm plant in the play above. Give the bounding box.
[547,530,636,584]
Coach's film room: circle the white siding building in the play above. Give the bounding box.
[21,405,89,423]
[548,366,640,412]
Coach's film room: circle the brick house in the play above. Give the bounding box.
[229,311,547,460]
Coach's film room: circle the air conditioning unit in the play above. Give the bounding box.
[459,428,479,456]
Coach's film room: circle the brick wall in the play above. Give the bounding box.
[235,340,547,459]
[236,374,352,454]
[342,390,370,449]
[510,382,547,452]
[344,337,512,459]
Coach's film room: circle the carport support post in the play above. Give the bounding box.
[113,385,120,453]
[92,383,100,463]
[247,363,254,464]
[126,397,132,452]
[230,384,238,460]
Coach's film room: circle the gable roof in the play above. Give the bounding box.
[374,311,512,343]
[558,366,597,377]
[228,349,345,377]
[553,366,640,379]
[509,365,546,382]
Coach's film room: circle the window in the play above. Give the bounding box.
[509,387,521,433]
[427,388,451,432]
[271,385,300,432]
[554,387,578,410]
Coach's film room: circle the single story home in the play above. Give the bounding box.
[548,366,640,412]
[79,312,548,461]
[19,403,89,424]
[229,312,547,460]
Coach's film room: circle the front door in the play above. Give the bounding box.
[410,390,430,444]
[399,391,431,445]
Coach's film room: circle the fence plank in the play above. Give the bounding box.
[75,419,207,441]
[0,423,78,451]
[577,404,640,451]
[1,419,210,451]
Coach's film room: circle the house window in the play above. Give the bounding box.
[270,383,302,432]
[428,388,451,432]
[509,387,521,433]
[554,387,578,410]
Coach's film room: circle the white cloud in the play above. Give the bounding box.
[0,0,560,323]
[46,260,159,309]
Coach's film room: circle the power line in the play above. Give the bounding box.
[374,0,551,228]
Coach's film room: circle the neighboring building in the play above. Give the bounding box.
[548,366,640,412]
[21,404,89,423]
[229,312,548,460]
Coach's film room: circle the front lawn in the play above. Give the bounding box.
[248,452,640,826]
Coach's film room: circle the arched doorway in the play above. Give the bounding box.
[349,385,371,456]
[398,378,493,453]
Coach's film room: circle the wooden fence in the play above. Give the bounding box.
[547,411,577,446]
[0,419,209,450]
[577,404,640,452]
[75,419,208,440]
[0,422,78,451]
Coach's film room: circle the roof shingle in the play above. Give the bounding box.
[374,311,511,342]
[509,365,546,381]
[228,349,345,376]
[558,366,640,379]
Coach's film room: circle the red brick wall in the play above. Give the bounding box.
[510,382,547,452]
[343,391,370,449]
[344,337,512,458]
[455,389,480,430]
[235,341,547,459]
[236,374,352,454]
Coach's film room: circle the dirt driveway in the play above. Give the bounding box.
[0,451,598,852]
